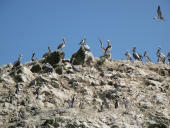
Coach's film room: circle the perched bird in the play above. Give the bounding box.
[125,50,132,61]
[79,38,86,45]
[31,52,36,61]
[13,54,23,68]
[143,51,151,63]
[79,38,90,51]
[105,40,112,54]
[57,38,66,50]
[153,5,164,21]
[157,47,166,63]
[99,38,106,53]
[132,47,142,61]
[43,46,52,58]
[167,52,170,64]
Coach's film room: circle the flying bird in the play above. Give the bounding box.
[57,38,66,50]
[153,5,164,21]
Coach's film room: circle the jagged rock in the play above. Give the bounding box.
[42,63,53,73]
[15,74,27,82]
[45,51,65,66]
[71,47,86,65]
[30,63,42,73]
[55,65,63,75]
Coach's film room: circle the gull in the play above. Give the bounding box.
[153,5,164,21]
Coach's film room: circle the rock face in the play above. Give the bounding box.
[0,58,169,128]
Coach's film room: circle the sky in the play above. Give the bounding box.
[0,0,170,65]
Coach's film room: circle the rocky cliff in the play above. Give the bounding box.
[0,52,170,128]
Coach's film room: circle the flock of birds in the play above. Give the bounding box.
[125,46,170,64]
[12,5,169,68]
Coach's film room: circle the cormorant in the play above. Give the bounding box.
[153,5,164,21]
[13,54,23,68]
[105,40,112,54]
[57,38,66,50]
[125,50,132,61]
[144,51,151,63]
[132,47,142,61]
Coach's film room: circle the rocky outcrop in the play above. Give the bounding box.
[0,58,169,127]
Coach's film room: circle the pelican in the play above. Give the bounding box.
[99,38,106,53]
[79,38,90,51]
[43,46,52,58]
[132,47,142,61]
[79,38,86,45]
[31,52,36,61]
[57,38,66,50]
[125,50,132,61]
[153,5,164,21]
[13,54,23,68]
[143,51,151,63]
[167,51,170,64]
[105,40,112,54]
[157,47,166,63]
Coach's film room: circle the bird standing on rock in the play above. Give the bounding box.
[57,38,66,50]
[143,51,151,63]
[132,47,142,61]
[99,38,106,53]
[125,50,132,61]
[157,47,166,63]
[13,54,23,68]
[105,40,112,54]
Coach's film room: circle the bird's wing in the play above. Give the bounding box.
[99,38,103,48]
[157,5,162,17]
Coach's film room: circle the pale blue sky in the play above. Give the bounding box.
[0,0,170,65]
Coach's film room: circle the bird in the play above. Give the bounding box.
[132,47,142,61]
[79,38,86,45]
[99,38,106,53]
[143,51,151,63]
[125,50,132,61]
[157,47,166,63]
[79,38,90,51]
[153,5,164,21]
[13,54,23,68]
[43,46,52,58]
[57,38,66,50]
[167,51,170,64]
[105,40,112,54]
[31,52,36,61]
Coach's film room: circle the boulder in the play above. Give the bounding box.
[45,51,65,66]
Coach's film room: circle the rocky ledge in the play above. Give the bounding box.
[0,52,169,128]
